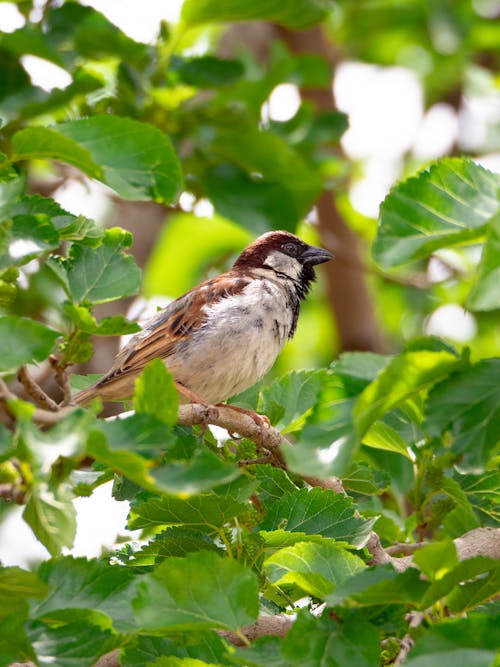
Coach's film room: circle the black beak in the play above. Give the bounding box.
[302,245,334,266]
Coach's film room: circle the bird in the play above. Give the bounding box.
[72,230,333,409]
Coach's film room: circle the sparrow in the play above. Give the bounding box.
[73,231,333,408]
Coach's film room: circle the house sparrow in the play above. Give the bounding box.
[73,231,332,407]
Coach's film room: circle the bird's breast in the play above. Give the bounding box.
[166,279,294,403]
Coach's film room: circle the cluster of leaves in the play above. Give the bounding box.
[0,1,499,666]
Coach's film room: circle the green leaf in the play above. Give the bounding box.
[134,360,179,426]
[151,448,241,495]
[362,420,412,459]
[260,487,376,547]
[33,556,138,632]
[128,528,220,566]
[22,484,76,557]
[259,369,327,432]
[425,359,500,469]
[181,0,335,29]
[64,227,141,304]
[211,130,321,218]
[63,304,140,336]
[327,565,428,607]
[264,540,365,599]
[133,551,259,632]
[467,212,500,311]
[413,539,459,581]
[0,166,25,217]
[173,55,244,87]
[0,567,48,621]
[0,316,60,371]
[128,493,248,530]
[122,632,228,667]
[354,350,460,436]
[421,556,500,610]
[373,158,500,267]
[0,214,59,269]
[11,116,183,204]
[202,163,298,234]
[404,613,500,667]
[143,213,251,298]
[28,620,118,667]
[12,194,102,245]
[280,610,379,667]
[334,352,392,395]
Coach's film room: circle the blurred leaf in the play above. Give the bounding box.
[413,539,458,581]
[23,484,76,557]
[327,565,428,607]
[211,130,321,218]
[404,613,500,667]
[260,487,376,547]
[0,567,48,621]
[151,448,241,495]
[334,352,392,395]
[264,540,365,598]
[373,158,500,267]
[202,163,298,234]
[133,551,259,632]
[0,316,59,371]
[134,360,179,426]
[34,556,137,632]
[0,214,59,269]
[354,350,460,436]
[0,165,25,217]
[12,195,102,245]
[63,304,140,336]
[28,620,118,667]
[172,55,244,87]
[12,116,183,203]
[467,212,500,311]
[454,471,500,524]
[121,632,228,667]
[63,228,141,304]
[342,462,390,496]
[143,213,251,298]
[425,359,500,469]
[128,493,248,530]
[421,556,500,610]
[362,421,412,459]
[181,0,335,29]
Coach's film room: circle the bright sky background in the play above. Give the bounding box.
[0,0,498,565]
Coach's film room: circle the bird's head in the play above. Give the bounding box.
[233,231,333,298]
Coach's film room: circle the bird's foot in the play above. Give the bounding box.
[216,403,271,446]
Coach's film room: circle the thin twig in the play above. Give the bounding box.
[17,366,59,412]
[49,355,72,403]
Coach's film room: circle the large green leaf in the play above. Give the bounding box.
[128,493,248,530]
[211,130,321,218]
[62,228,141,304]
[133,551,258,632]
[373,158,500,267]
[0,214,59,269]
[404,613,500,667]
[0,567,48,621]
[121,632,228,666]
[181,0,335,29]
[467,211,500,311]
[202,163,298,234]
[354,350,460,436]
[33,556,138,632]
[264,539,365,599]
[11,116,183,203]
[260,487,376,547]
[0,316,60,371]
[425,359,500,468]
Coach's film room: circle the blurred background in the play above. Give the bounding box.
[0,0,499,564]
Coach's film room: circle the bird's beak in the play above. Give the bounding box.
[302,245,334,265]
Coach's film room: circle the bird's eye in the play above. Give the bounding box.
[281,242,299,257]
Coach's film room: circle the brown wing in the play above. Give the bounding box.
[95,271,251,389]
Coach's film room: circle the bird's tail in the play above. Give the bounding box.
[72,385,99,406]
